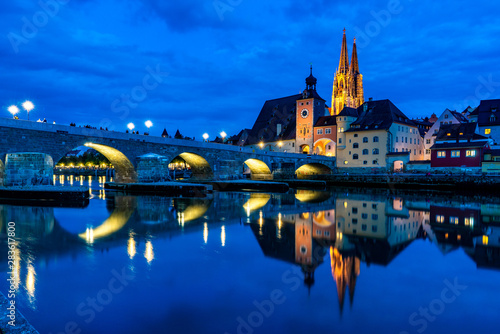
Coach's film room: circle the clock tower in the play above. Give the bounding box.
[296,66,325,153]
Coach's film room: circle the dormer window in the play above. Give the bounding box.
[459,132,463,136]
[445,114,449,119]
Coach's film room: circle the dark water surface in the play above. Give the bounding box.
[1,176,499,334]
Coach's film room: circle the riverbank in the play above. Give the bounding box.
[0,292,39,334]
[104,181,212,197]
[0,186,90,206]
[306,173,500,194]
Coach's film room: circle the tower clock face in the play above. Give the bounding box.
[301,109,309,119]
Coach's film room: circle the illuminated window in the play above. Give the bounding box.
[450,216,459,225]
[464,217,474,227]
[483,235,489,245]
[485,129,491,135]
[437,151,446,158]
[466,150,476,157]
[338,127,344,133]
[436,215,445,223]
[451,150,460,158]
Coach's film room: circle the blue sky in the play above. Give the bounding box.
[2,0,500,139]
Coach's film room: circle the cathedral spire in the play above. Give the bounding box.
[350,37,359,75]
[338,28,349,74]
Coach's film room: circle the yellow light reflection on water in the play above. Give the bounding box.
[26,265,36,298]
[11,245,21,291]
[221,226,226,247]
[85,227,94,244]
[80,176,84,186]
[277,213,282,240]
[88,176,92,187]
[128,235,136,259]
[203,223,208,244]
[144,241,154,263]
[59,175,64,185]
[70,175,74,186]
[177,212,185,227]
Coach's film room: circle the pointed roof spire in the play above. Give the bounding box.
[350,37,359,74]
[338,28,349,74]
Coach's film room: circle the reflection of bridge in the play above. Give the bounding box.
[0,118,335,183]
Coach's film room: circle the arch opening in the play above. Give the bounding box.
[0,159,4,187]
[300,145,310,154]
[296,163,332,179]
[244,159,272,180]
[392,160,405,173]
[84,143,136,183]
[174,152,213,180]
[54,145,115,182]
[313,139,336,157]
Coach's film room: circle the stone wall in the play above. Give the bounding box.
[136,155,171,182]
[5,153,53,186]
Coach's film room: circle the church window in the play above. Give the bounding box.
[373,148,379,155]
[373,136,379,142]
[363,137,368,143]
[362,149,368,155]
[353,154,359,160]
[353,143,359,148]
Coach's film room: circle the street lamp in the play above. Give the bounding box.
[22,100,34,120]
[278,141,283,148]
[259,142,264,149]
[8,105,19,118]
[127,123,135,132]
[220,131,227,143]
[203,133,209,142]
[145,120,153,132]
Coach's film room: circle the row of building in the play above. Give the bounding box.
[226,30,500,173]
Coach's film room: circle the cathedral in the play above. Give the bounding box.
[331,29,364,115]
[245,30,364,155]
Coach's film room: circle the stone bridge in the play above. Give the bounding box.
[0,118,335,184]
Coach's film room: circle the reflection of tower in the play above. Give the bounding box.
[330,247,360,314]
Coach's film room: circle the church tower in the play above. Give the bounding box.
[331,29,364,115]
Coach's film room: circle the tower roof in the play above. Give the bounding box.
[338,28,349,74]
[306,65,317,86]
[349,38,359,75]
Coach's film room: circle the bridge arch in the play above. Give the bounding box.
[84,143,137,183]
[295,163,332,179]
[174,152,213,180]
[0,159,4,186]
[244,159,272,180]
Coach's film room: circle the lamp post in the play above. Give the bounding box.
[203,133,209,142]
[145,120,153,134]
[259,142,264,149]
[8,105,19,118]
[220,131,227,143]
[22,100,34,120]
[127,123,135,132]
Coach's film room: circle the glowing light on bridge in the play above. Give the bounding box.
[8,105,19,117]
[127,123,135,131]
[128,234,136,259]
[259,142,264,149]
[22,100,34,120]
[278,141,283,148]
[144,240,154,263]
[203,223,208,244]
[203,133,209,142]
[220,131,227,142]
[145,120,153,131]
[221,226,226,247]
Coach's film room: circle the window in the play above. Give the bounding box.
[373,148,379,155]
[339,127,344,133]
[325,128,331,134]
[426,139,431,144]
[362,213,368,219]
[451,150,460,158]
[363,137,368,143]
[352,208,358,214]
[339,138,342,144]
[414,149,416,155]
[466,150,476,157]
[317,129,323,135]
[490,116,496,122]
[372,214,378,220]
[436,215,445,223]
[396,137,398,142]
[405,137,408,143]
[354,134,358,137]
[353,154,359,160]
[362,149,369,155]
[362,224,367,231]
[353,143,359,148]
[372,226,378,232]
[437,151,446,158]
[372,160,378,165]
[485,129,491,135]
[465,217,475,227]
[328,145,331,149]
[363,160,368,165]
[410,138,412,144]
[445,114,449,119]
[450,217,459,225]
[373,136,379,142]
[372,204,377,209]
